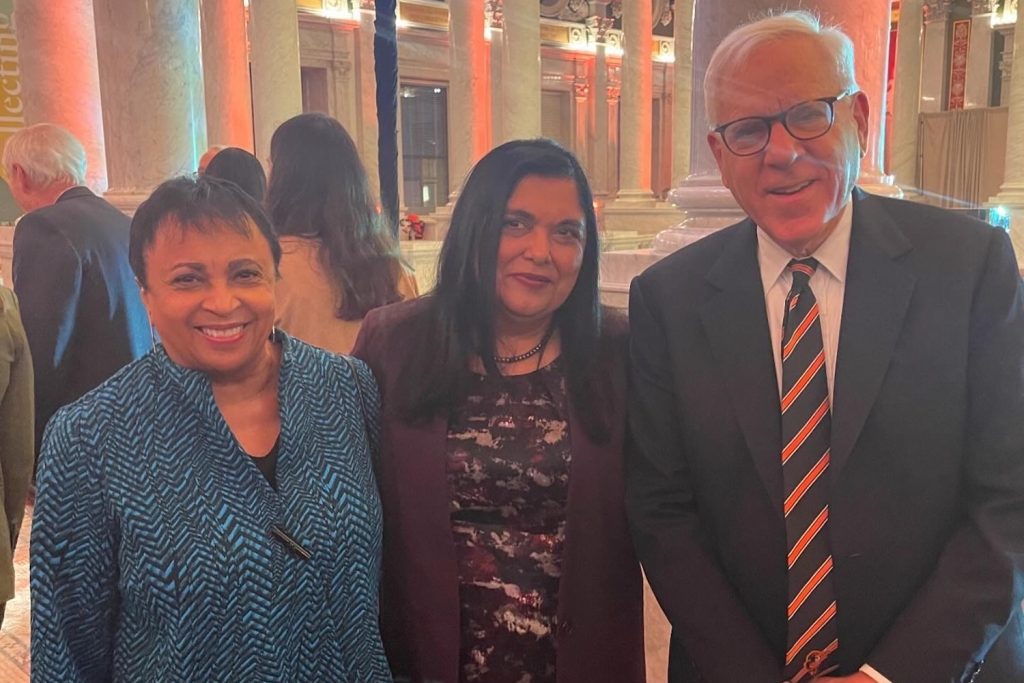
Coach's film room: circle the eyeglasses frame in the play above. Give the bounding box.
[711,91,855,157]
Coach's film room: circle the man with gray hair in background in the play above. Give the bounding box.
[627,10,1024,683]
[3,123,151,455]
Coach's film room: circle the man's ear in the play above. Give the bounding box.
[9,163,27,192]
[851,91,870,155]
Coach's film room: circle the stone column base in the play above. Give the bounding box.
[608,189,658,208]
[602,202,684,236]
[858,172,903,198]
[103,191,152,216]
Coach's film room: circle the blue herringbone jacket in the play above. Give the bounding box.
[30,333,391,682]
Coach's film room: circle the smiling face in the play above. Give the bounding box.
[140,218,277,381]
[707,35,869,256]
[494,174,586,334]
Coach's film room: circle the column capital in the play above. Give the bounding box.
[607,83,621,102]
[359,0,375,10]
[923,0,955,24]
[574,79,590,99]
[971,0,996,16]
[485,0,503,29]
[586,15,616,44]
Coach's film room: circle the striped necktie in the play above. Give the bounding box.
[781,258,839,680]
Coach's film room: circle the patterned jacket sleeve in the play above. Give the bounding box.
[30,406,117,682]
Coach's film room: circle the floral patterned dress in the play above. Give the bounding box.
[446,360,572,683]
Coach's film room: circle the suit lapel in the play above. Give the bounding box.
[699,222,785,513]
[830,190,916,479]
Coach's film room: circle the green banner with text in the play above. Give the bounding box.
[0,0,22,224]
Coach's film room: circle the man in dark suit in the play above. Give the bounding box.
[628,11,1024,683]
[3,123,151,453]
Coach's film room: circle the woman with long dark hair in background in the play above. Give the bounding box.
[204,147,267,203]
[267,112,417,354]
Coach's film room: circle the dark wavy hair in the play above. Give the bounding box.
[401,138,610,441]
[204,147,267,203]
[266,113,402,320]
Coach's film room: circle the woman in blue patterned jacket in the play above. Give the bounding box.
[30,175,390,682]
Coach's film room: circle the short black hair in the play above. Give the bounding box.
[204,147,267,203]
[130,175,281,287]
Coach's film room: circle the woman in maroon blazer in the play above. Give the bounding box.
[353,139,644,683]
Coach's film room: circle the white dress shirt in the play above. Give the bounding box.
[756,201,893,683]
[758,200,850,402]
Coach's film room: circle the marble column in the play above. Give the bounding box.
[13,0,108,190]
[356,6,380,198]
[920,0,954,113]
[989,1,1024,266]
[821,1,895,193]
[965,0,997,107]
[448,0,490,198]
[671,0,899,236]
[671,0,694,186]
[607,74,621,196]
[588,18,611,200]
[492,0,541,143]
[613,0,655,204]
[200,0,254,151]
[93,0,206,209]
[997,24,1015,106]
[891,0,925,190]
[249,0,303,163]
[573,74,590,173]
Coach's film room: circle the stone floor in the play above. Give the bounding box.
[0,505,670,682]
[0,504,30,681]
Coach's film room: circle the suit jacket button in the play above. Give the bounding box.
[558,619,574,636]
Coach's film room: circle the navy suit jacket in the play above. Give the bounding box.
[627,189,1024,682]
[13,186,151,453]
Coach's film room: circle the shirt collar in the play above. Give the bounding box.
[757,198,853,292]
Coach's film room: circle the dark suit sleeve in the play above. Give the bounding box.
[868,229,1024,681]
[626,275,782,681]
[12,217,83,450]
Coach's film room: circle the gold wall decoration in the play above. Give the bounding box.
[540,23,570,45]
[398,1,449,29]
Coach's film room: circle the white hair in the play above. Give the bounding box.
[704,10,859,126]
[2,123,87,187]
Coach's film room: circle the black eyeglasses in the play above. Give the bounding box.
[712,92,853,157]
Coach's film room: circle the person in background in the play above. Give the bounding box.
[0,285,32,628]
[2,123,151,455]
[197,144,228,175]
[627,11,1024,682]
[268,112,417,354]
[31,175,390,681]
[353,138,645,683]
[204,147,267,203]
